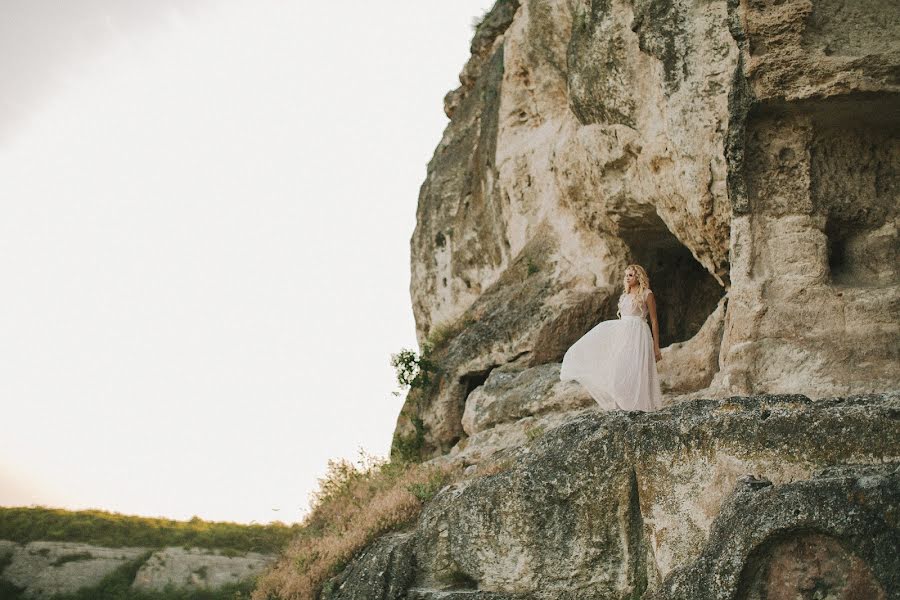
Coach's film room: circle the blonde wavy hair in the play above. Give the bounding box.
[617,264,651,317]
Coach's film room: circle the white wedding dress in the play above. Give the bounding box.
[560,289,663,412]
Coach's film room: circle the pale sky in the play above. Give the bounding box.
[0,0,495,525]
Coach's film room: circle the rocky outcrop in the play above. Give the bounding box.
[717,0,900,398]
[336,394,900,598]
[132,546,274,592]
[0,541,147,599]
[648,465,900,599]
[396,0,899,462]
[0,540,274,598]
[374,1,899,598]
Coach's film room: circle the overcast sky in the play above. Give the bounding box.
[0,0,495,525]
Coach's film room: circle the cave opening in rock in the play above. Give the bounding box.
[825,217,857,286]
[461,368,493,399]
[618,208,725,347]
[451,366,496,447]
[811,114,899,289]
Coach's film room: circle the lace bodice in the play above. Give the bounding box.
[618,289,650,319]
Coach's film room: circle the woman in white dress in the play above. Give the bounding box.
[560,264,663,412]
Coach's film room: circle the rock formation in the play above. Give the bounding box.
[362,0,900,597]
[333,394,900,598]
[0,540,273,598]
[394,0,899,461]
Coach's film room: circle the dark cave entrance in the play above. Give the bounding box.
[450,366,495,447]
[461,367,493,399]
[618,208,726,348]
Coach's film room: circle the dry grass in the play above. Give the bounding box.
[250,451,463,600]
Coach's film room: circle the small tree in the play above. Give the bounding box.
[389,343,436,397]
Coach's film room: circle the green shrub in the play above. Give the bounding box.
[406,470,452,503]
[389,344,436,397]
[391,415,427,464]
[471,7,492,31]
[0,507,297,555]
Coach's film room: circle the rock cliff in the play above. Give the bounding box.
[395,0,899,461]
[360,0,900,597]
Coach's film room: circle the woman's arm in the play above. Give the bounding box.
[646,290,662,362]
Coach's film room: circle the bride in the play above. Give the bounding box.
[560,264,663,412]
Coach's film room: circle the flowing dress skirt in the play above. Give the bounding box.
[560,315,662,412]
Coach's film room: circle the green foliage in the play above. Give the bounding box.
[526,257,540,276]
[0,507,298,555]
[0,579,26,600]
[471,6,492,31]
[0,549,13,572]
[425,324,453,349]
[405,470,451,503]
[391,416,428,464]
[306,449,390,518]
[320,578,338,598]
[389,343,436,397]
[0,548,23,599]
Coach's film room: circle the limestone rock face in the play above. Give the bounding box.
[396,0,899,461]
[647,464,900,599]
[342,394,900,598]
[132,546,275,592]
[385,0,900,596]
[320,532,416,600]
[461,363,593,437]
[0,541,147,599]
[0,541,274,598]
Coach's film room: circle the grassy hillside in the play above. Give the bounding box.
[0,506,298,554]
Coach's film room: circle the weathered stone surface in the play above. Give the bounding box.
[445,406,593,471]
[461,363,593,436]
[364,395,900,598]
[658,296,727,397]
[398,228,613,458]
[0,540,275,598]
[711,0,900,396]
[321,532,416,600]
[132,546,274,592]
[409,591,525,600]
[445,0,520,119]
[0,541,148,599]
[647,463,900,599]
[713,109,900,396]
[738,0,900,104]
